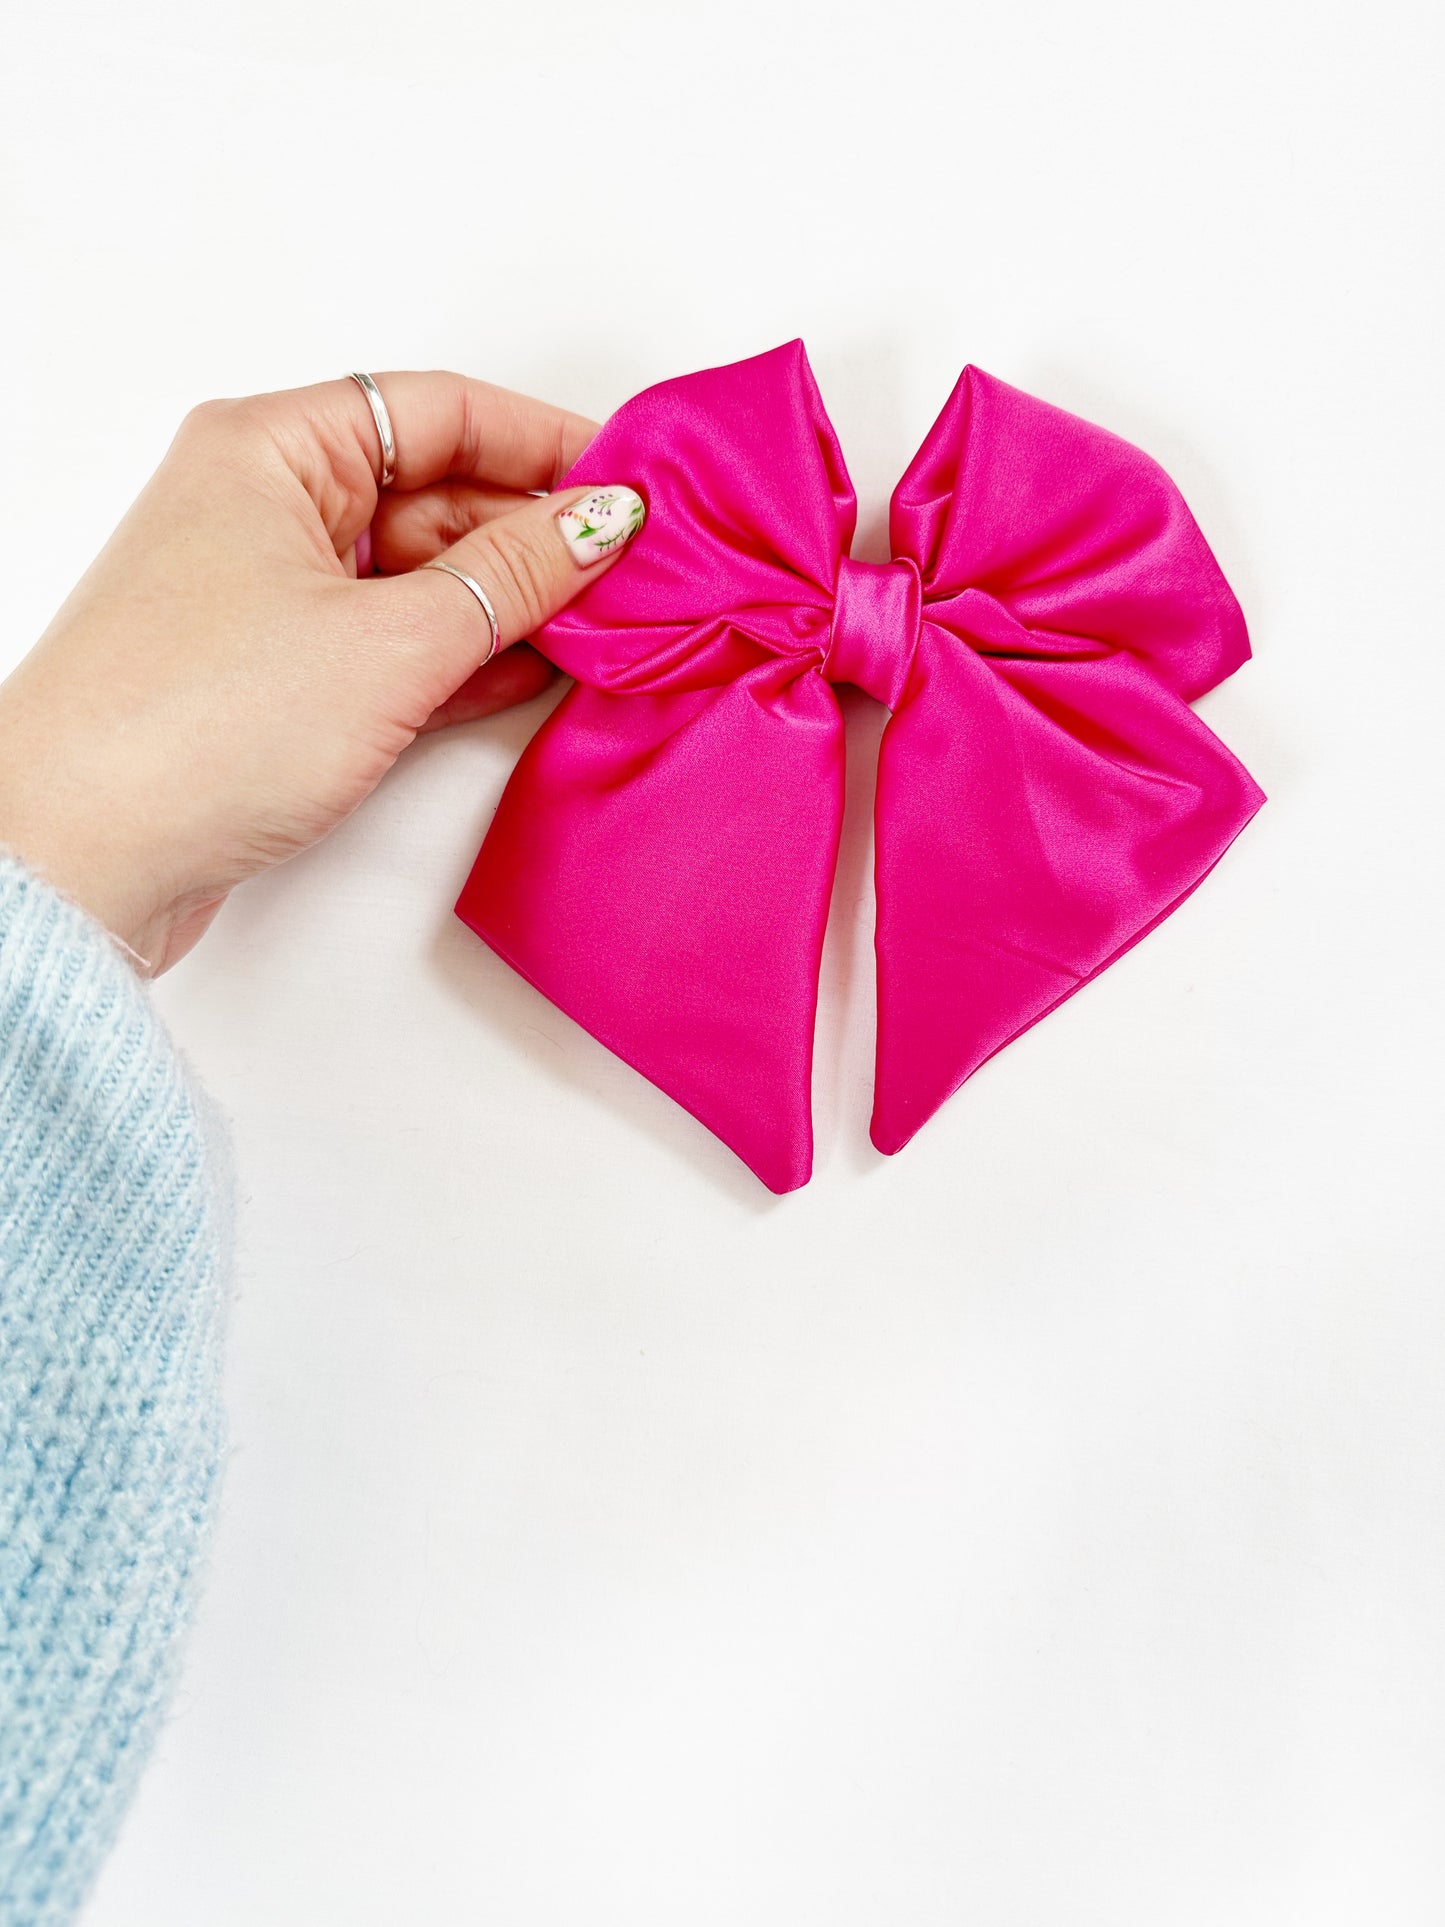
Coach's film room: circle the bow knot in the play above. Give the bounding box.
[823,555,922,710]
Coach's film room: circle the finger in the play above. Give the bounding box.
[362,372,599,492]
[416,645,559,734]
[369,481,531,575]
[237,371,600,543]
[379,481,647,682]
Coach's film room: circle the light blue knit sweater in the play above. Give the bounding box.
[0,854,225,1926]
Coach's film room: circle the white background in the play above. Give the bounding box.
[4,0,1444,1920]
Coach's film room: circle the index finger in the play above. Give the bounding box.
[243,371,601,543]
[354,371,600,492]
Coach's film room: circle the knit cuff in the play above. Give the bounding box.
[0,852,227,1927]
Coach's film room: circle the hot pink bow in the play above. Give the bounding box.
[456,342,1264,1192]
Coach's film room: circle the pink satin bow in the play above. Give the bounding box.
[456,341,1264,1192]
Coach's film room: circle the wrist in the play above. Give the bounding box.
[0,812,152,963]
[0,718,162,966]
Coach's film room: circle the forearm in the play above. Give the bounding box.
[0,853,227,1926]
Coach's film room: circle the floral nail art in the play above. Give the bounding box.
[556,487,646,567]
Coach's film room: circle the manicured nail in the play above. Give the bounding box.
[556,486,646,568]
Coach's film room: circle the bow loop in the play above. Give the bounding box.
[894,365,1250,700]
[822,556,922,710]
[534,338,851,696]
[456,344,1263,1190]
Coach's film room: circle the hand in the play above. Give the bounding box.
[0,372,645,973]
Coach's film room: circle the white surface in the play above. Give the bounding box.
[4,0,1444,1920]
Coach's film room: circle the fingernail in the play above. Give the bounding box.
[556,486,646,568]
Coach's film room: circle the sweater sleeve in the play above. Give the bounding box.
[0,855,227,1927]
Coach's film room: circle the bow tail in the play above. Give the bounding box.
[456,662,845,1193]
[869,629,1265,1154]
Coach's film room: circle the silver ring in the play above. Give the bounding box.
[346,370,397,489]
[423,561,502,665]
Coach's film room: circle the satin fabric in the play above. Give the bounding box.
[456,342,1264,1192]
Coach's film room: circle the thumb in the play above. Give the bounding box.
[384,481,646,681]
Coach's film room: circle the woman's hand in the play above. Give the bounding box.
[0,372,643,973]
